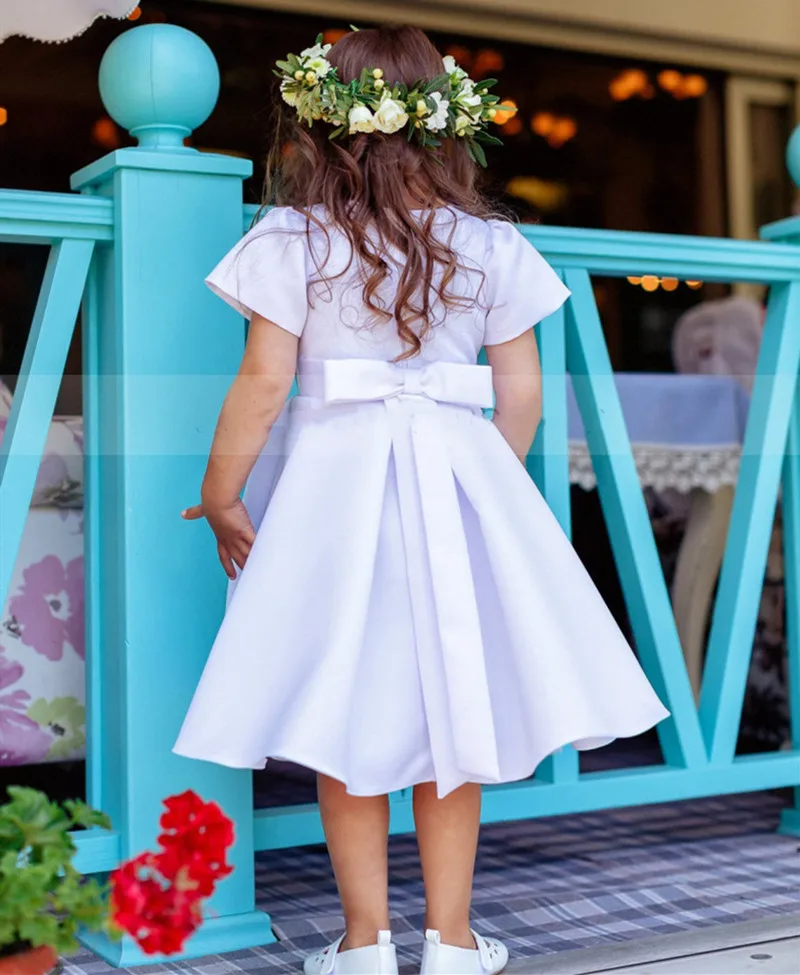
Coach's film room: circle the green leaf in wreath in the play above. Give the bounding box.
[471,141,488,167]
[424,72,451,94]
[474,131,504,147]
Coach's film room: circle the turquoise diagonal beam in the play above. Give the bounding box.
[0,239,94,607]
[779,378,800,835]
[563,268,707,770]
[700,282,800,764]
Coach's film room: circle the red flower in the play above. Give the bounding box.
[160,791,234,856]
[109,792,235,956]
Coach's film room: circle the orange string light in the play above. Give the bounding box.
[492,99,518,125]
[502,117,523,135]
[610,68,649,101]
[531,112,577,146]
[127,5,142,20]
[473,49,504,77]
[548,117,577,147]
[681,74,708,98]
[657,69,682,92]
[92,117,120,149]
[531,112,556,136]
[627,277,704,291]
[445,45,473,69]
[0,108,7,126]
[322,28,348,44]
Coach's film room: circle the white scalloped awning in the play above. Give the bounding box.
[0,1,137,44]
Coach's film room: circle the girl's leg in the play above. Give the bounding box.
[413,782,482,949]
[317,773,392,950]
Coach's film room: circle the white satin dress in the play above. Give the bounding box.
[174,205,669,798]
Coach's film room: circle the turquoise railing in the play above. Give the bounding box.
[0,21,798,966]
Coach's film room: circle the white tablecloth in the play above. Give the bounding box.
[566,374,748,493]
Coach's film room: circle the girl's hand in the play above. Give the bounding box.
[182,498,256,580]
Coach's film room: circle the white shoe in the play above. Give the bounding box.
[420,929,508,974]
[304,930,399,975]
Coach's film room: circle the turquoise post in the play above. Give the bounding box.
[764,133,800,836]
[71,25,274,962]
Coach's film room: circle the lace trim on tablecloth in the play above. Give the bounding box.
[568,442,741,494]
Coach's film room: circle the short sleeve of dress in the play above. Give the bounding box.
[205,207,309,337]
[483,219,571,346]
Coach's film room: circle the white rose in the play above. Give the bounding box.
[442,54,467,80]
[456,80,482,111]
[305,56,331,78]
[373,95,409,134]
[425,92,450,132]
[349,104,376,134]
[301,42,332,59]
[280,80,299,107]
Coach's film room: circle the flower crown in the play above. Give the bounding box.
[275,33,507,167]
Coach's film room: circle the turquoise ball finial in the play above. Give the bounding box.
[788,126,800,188]
[99,24,220,149]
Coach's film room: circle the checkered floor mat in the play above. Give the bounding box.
[62,791,800,974]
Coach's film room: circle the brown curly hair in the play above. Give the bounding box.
[263,25,499,359]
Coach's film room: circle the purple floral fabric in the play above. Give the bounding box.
[0,383,86,766]
[9,555,84,662]
[0,382,83,508]
[0,647,54,765]
[1,508,86,766]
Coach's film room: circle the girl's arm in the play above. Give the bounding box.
[485,328,543,464]
[183,314,298,578]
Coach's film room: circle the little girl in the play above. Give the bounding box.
[175,25,669,975]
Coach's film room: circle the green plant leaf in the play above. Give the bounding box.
[18,914,60,950]
[63,799,111,832]
[0,787,110,956]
